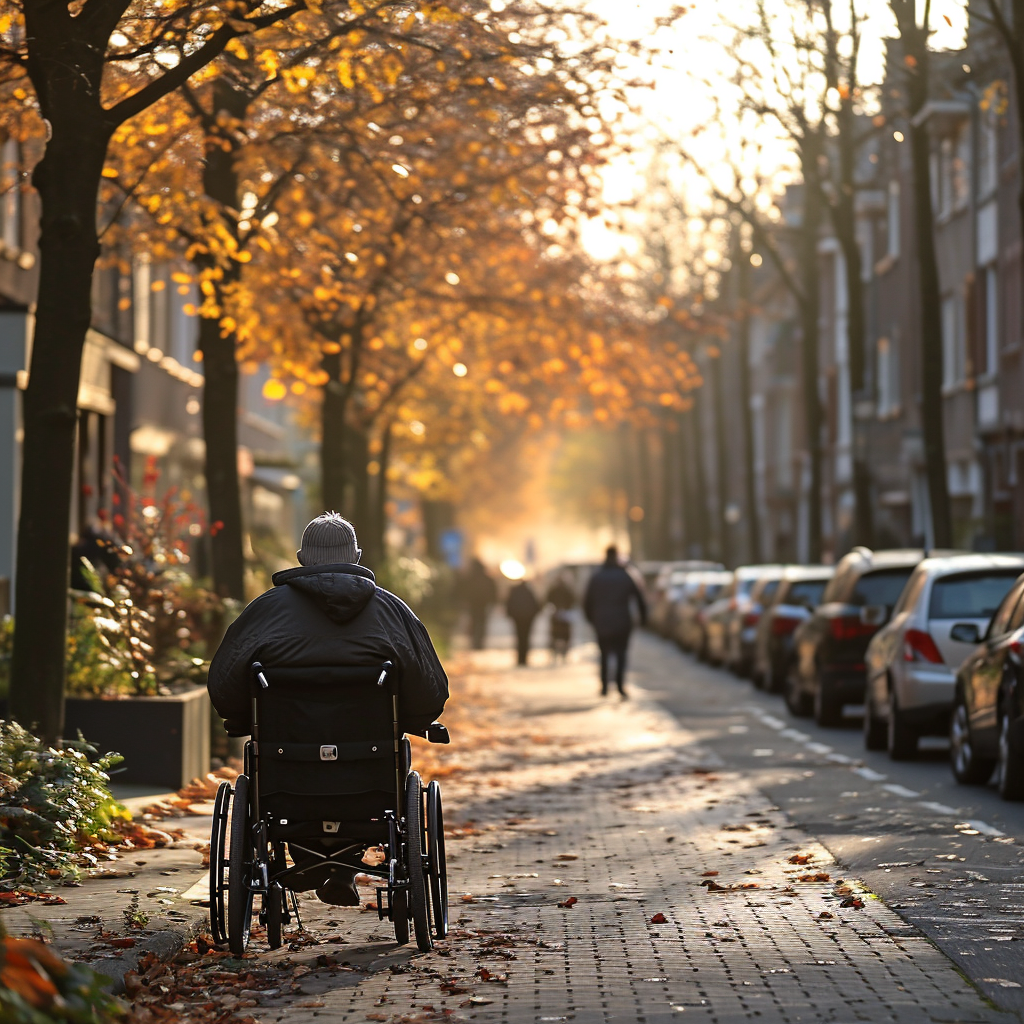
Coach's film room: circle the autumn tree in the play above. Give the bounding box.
[0,0,332,742]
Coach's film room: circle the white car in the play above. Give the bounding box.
[864,553,1024,759]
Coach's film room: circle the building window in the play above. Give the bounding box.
[877,332,900,417]
[983,264,998,375]
[942,292,967,387]
[0,137,20,253]
[936,123,970,217]
[978,110,998,196]
[886,180,900,259]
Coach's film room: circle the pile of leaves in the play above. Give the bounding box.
[0,721,128,886]
[0,924,124,1024]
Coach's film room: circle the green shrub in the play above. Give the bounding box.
[0,721,126,886]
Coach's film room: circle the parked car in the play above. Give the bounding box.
[752,566,834,692]
[675,571,733,654]
[702,566,786,667]
[649,561,724,636]
[950,571,1024,798]
[864,554,1024,759]
[786,548,943,726]
[725,567,788,676]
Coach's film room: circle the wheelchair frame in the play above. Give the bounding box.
[208,660,449,954]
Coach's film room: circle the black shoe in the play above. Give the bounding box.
[316,873,360,906]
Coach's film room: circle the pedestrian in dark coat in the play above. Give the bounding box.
[583,546,647,697]
[545,573,576,661]
[506,578,540,667]
[207,512,448,906]
[464,557,497,650]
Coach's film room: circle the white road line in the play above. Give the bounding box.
[806,742,833,755]
[853,766,887,782]
[780,728,811,742]
[827,753,856,765]
[760,715,786,730]
[917,800,958,816]
[959,819,1005,838]
[881,783,920,799]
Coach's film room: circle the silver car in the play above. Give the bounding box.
[864,553,1024,759]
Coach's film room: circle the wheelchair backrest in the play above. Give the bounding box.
[253,663,398,825]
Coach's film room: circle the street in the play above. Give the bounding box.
[150,628,1022,1024]
[636,632,1024,1018]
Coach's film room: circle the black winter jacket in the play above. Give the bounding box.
[207,563,448,735]
[583,560,647,638]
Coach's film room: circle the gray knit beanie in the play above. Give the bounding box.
[297,512,361,566]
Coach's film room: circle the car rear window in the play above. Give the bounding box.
[704,584,723,600]
[787,579,827,608]
[759,579,780,603]
[850,568,913,608]
[928,571,1021,619]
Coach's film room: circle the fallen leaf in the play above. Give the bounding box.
[787,854,812,865]
[840,896,864,909]
[798,873,831,883]
[701,871,719,877]
[650,913,668,924]
[557,897,577,909]
[817,912,834,920]
[555,853,579,861]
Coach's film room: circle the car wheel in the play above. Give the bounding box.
[863,690,886,751]
[887,687,917,761]
[950,694,995,785]
[784,663,811,718]
[813,677,843,728]
[996,708,1024,801]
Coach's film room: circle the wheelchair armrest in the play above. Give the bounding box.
[424,722,450,745]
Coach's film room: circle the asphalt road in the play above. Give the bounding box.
[632,630,1024,1019]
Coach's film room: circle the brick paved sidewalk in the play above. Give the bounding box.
[243,648,1014,1024]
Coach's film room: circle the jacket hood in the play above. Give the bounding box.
[271,562,377,625]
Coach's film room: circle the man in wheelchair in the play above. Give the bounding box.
[207,512,448,909]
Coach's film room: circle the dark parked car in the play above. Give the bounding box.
[950,571,1024,800]
[703,565,785,668]
[752,566,834,692]
[786,548,935,726]
[675,571,733,654]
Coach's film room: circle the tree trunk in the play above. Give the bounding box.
[831,97,875,549]
[891,2,951,547]
[365,419,392,569]
[618,424,641,556]
[736,255,762,563]
[687,394,713,558]
[321,349,348,513]
[196,79,250,600]
[9,126,107,741]
[710,347,731,566]
[199,309,245,599]
[350,426,370,535]
[798,144,825,563]
[637,427,655,560]
[659,419,678,557]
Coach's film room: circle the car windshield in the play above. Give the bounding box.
[850,568,913,608]
[928,571,1021,619]
[787,579,827,608]
[737,579,757,598]
[703,584,723,601]
[759,579,780,603]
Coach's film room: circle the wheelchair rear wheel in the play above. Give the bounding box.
[209,782,231,945]
[404,772,433,952]
[426,780,448,940]
[227,774,254,956]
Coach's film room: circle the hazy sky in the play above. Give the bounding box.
[579,0,969,260]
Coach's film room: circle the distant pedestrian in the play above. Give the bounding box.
[506,578,541,667]
[546,573,576,662]
[463,556,498,649]
[583,546,647,697]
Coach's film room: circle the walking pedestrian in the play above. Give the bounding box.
[464,556,497,649]
[545,572,576,662]
[506,577,540,667]
[583,546,647,697]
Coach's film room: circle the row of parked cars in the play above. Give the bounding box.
[645,548,1024,801]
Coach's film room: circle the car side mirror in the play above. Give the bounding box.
[860,605,887,626]
[950,622,981,645]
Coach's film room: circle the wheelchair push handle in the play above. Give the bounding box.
[417,722,450,745]
[252,661,270,691]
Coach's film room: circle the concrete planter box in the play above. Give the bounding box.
[63,687,211,791]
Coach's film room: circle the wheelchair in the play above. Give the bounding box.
[208,660,450,954]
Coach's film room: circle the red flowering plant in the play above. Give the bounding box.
[67,458,230,698]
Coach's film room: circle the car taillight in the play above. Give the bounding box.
[743,611,760,627]
[772,615,801,636]
[903,628,944,664]
[830,615,877,641]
